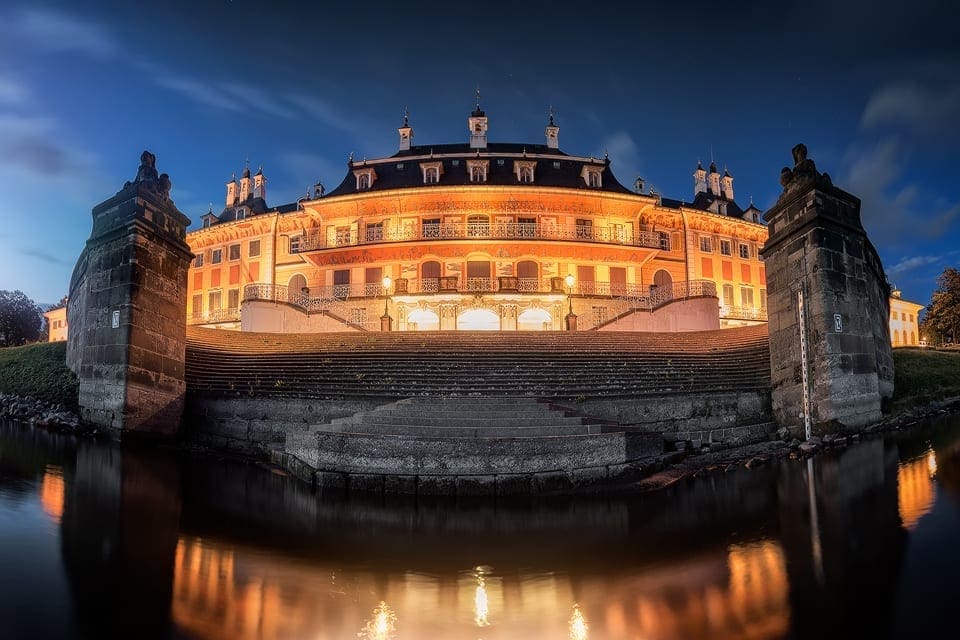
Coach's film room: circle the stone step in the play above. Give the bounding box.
[315,423,600,438]
[329,413,590,428]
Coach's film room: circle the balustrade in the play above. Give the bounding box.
[294,222,663,253]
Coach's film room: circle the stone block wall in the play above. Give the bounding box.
[762,147,893,435]
[68,153,193,439]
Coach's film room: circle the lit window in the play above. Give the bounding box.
[699,236,712,253]
[740,286,754,307]
[553,161,561,169]
[249,240,261,257]
[452,159,460,166]
[228,289,239,309]
[208,290,222,310]
[720,239,732,256]
[396,163,404,169]
[739,243,750,259]
[228,244,241,261]
[425,167,439,184]
[722,284,734,307]
[658,231,671,251]
[497,159,505,166]
[193,253,204,268]
[211,248,223,264]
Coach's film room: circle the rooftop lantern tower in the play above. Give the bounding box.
[398,107,413,152]
[545,106,559,149]
[468,88,488,149]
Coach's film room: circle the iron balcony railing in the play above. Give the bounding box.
[294,222,668,253]
[614,280,719,311]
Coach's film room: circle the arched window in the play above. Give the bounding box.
[653,269,673,289]
[358,174,370,189]
[588,172,600,187]
[519,167,533,183]
[910,331,916,345]
[425,167,438,184]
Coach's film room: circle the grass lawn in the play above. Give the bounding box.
[891,348,960,412]
[0,342,78,411]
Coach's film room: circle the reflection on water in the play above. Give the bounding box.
[2,415,960,638]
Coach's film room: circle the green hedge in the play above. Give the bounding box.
[0,342,78,410]
[892,348,960,411]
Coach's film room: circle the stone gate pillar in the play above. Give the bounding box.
[760,145,893,436]
[67,151,193,439]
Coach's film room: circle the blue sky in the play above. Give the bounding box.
[0,0,956,308]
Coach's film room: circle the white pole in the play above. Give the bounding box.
[798,289,812,441]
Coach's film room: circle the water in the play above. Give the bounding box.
[2,416,960,639]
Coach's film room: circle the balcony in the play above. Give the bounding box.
[720,305,768,321]
[294,222,665,253]
[188,308,241,325]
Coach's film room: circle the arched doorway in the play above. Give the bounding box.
[407,309,440,331]
[287,274,307,304]
[517,308,553,331]
[653,269,672,289]
[457,308,500,330]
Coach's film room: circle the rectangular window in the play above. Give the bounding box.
[193,253,204,268]
[333,269,350,286]
[575,218,593,240]
[211,248,223,264]
[553,161,561,169]
[208,290,222,311]
[722,284,734,307]
[518,216,536,237]
[760,289,767,311]
[248,240,261,257]
[739,243,750,259]
[365,267,382,284]
[228,244,240,261]
[366,221,384,242]
[227,289,239,309]
[335,226,352,246]
[289,236,301,253]
[467,261,491,278]
[740,287,754,307]
[699,236,712,252]
[658,231,671,251]
[192,294,202,315]
[591,306,608,326]
[720,239,732,256]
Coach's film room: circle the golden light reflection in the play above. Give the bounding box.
[898,451,937,530]
[40,465,65,522]
[359,601,397,640]
[474,575,490,627]
[569,603,588,640]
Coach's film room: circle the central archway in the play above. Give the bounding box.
[406,309,440,331]
[517,308,553,331]
[457,308,500,331]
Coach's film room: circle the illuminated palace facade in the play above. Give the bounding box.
[185,105,769,333]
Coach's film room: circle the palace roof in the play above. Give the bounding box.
[325,142,634,197]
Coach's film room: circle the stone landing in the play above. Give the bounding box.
[761,145,893,436]
[273,396,663,495]
[67,152,192,439]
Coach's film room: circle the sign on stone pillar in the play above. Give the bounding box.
[760,144,894,436]
[67,151,193,439]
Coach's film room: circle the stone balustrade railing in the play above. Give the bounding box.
[188,308,241,325]
[720,305,769,321]
[294,222,667,253]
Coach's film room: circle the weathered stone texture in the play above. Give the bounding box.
[67,154,192,439]
[762,167,892,435]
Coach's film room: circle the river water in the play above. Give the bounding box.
[2,415,959,640]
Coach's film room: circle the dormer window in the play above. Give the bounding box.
[420,161,443,185]
[353,167,377,190]
[467,159,489,183]
[202,217,212,228]
[514,160,536,184]
[581,165,603,188]
[236,208,246,220]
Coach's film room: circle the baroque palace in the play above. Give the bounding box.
[185,102,773,334]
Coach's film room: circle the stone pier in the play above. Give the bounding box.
[761,145,893,436]
[67,152,192,439]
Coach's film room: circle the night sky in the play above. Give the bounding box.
[1,0,956,309]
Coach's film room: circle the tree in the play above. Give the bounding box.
[921,267,960,346]
[0,290,44,347]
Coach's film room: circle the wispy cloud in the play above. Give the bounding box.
[600,131,642,189]
[153,74,241,112]
[0,75,28,105]
[842,135,960,252]
[18,247,74,266]
[886,254,946,276]
[13,8,118,58]
[286,94,373,137]
[861,80,960,139]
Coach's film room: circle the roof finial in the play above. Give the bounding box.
[475,86,481,110]
[749,194,754,205]
[403,105,409,127]
[348,151,354,163]
[548,104,555,126]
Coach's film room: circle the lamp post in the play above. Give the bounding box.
[381,275,392,332]
[564,273,577,331]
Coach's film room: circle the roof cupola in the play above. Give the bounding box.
[545,106,559,149]
[468,88,488,149]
